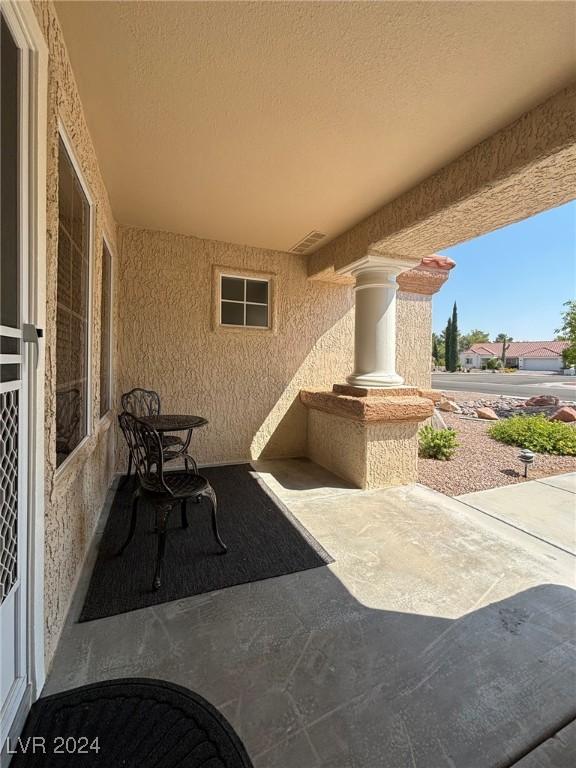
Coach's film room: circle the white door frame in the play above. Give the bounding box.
[1,0,48,719]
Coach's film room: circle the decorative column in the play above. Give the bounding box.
[338,253,417,388]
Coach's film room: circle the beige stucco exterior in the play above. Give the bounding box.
[307,409,421,489]
[32,1,119,665]
[115,226,439,471]
[20,0,574,677]
[116,226,354,465]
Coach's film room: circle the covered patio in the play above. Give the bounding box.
[46,460,576,766]
[1,0,575,765]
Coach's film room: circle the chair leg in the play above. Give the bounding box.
[119,453,133,489]
[180,498,188,528]
[153,504,172,590]
[117,491,139,556]
[204,487,227,553]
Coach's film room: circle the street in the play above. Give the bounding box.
[432,372,576,401]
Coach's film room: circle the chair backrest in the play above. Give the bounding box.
[118,412,173,495]
[121,388,161,417]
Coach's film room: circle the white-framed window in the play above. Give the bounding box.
[220,274,269,328]
[99,240,112,418]
[465,357,473,365]
[55,132,93,468]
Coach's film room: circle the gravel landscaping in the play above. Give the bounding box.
[418,392,576,497]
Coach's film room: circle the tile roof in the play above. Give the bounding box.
[463,341,569,358]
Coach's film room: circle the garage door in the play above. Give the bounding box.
[523,357,562,371]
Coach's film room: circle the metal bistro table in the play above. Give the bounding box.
[138,414,208,474]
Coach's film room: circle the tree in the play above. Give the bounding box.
[449,302,459,371]
[495,333,512,367]
[444,318,452,370]
[459,329,490,353]
[432,335,440,365]
[555,299,576,366]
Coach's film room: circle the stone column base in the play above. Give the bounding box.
[300,385,436,489]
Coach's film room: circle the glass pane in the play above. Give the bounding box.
[57,227,72,309]
[99,243,112,416]
[56,141,90,466]
[0,337,19,354]
[58,146,73,238]
[1,17,20,328]
[221,301,244,326]
[246,280,268,304]
[0,364,20,383]
[221,276,244,301]
[246,304,268,328]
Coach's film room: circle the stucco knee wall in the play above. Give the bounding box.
[307,409,420,489]
[32,1,119,666]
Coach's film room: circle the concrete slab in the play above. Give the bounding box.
[536,472,576,494]
[511,720,576,767]
[44,462,576,768]
[458,478,576,555]
[250,457,361,502]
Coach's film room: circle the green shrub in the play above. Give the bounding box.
[489,415,576,456]
[486,357,502,370]
[419,426,458,460]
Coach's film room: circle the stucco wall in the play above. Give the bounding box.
[32,1,118,666]
[396,292,432,388]
[116,227,432,468]
[116,227,356,465]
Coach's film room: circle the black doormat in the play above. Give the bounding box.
[10,678,253,767]
[79,463,332,621]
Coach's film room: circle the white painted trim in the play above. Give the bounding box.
[0,326,22,338]
[1,0,48,722]
[56,120,95,460]
[0,354,22,364]
[0,381,22,395]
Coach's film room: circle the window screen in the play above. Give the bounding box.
[56,139,90,466]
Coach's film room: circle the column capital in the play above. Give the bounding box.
[397,254,456,295]
[336,251,419,278]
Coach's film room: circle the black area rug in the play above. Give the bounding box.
[10,678,253,767]
[79,463,332,621]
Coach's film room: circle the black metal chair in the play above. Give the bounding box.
[120,387,191,483]
[117,412,227,590]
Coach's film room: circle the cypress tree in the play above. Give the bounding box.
[450,302,459,371]
[432,336,439,365]
[444,318,452,370]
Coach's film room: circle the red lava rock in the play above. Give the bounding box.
[439,399,460,413]
[525,395,560,407]
[476,407,499,420]
[550,406,576,423]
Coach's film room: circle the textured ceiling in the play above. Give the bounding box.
[55,1,576,253]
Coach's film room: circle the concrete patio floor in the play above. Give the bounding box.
[45,459,576,767]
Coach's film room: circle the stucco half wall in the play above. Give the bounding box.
[116,227,434,467]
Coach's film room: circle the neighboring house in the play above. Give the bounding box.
[460,341,569,371]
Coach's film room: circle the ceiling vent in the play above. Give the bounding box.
[289,230,326,254]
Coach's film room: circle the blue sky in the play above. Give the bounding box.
[433,201,576,340]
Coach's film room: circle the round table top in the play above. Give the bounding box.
[139,414,208,432]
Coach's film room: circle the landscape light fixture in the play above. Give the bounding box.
[518,449,535,478]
